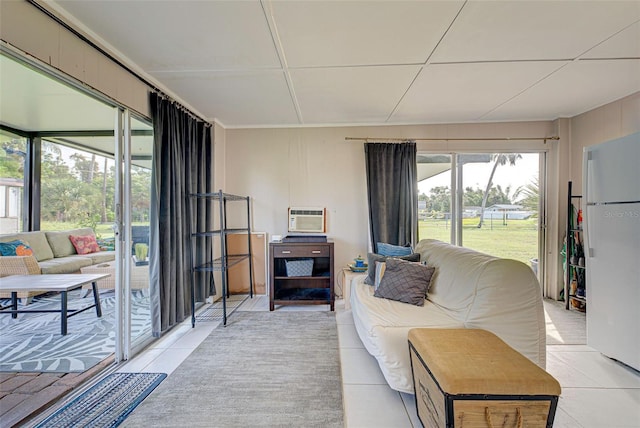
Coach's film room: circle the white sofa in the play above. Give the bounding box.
[350,239,546,394]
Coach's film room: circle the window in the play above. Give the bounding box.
[0,130,26,233]
[419,152,542,274]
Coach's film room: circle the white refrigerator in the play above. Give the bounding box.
[583,132,640,371]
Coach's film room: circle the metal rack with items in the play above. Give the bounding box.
[565,181,586,312]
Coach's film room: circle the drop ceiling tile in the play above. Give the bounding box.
[431,1,640,62]
[582,21,640,59]
[152,70,299,127]
[57,0,280,71]
[483,59,640,121]
[290,65,420,124]
[271,1,463,67]
[391,61,567,124]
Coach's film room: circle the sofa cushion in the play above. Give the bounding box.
[0,231,54,261]
[84,250,116,265]
[364,252,420,285]
[38,255,93,274]
[374,258,435,306]
[45,228,94,258]
[0,240,34,257]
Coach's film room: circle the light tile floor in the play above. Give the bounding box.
[118,296,640,427]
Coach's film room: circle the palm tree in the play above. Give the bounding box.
[477,153,522,228]
[514,176,539,215]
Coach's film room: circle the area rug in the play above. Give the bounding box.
[34,372,166,428]
[121,311,344,427]
[0,290,151,372]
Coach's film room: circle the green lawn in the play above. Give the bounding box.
[419,218,539,265]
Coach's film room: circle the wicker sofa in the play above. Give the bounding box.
[350,239,546,394]
[0,228,115,303]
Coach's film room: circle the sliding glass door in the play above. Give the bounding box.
[1,50,154,370]
[418,152,545,284]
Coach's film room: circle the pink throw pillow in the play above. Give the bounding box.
[69,234,101,255]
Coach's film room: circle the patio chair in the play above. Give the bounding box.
[0,255,44,305]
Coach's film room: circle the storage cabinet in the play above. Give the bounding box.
[565,181,586,312]
[269,242,334,311]
[227,232,266,295]
[409,329,560,428]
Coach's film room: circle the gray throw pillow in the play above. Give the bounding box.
[374,258,435,306]
[364,252,420,285]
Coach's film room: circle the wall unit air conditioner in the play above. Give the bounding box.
[288,207,326,233]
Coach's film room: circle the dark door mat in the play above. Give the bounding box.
[34,372,166,428]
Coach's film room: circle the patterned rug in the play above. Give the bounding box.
[34,372,166,428]
[0,290,151,372]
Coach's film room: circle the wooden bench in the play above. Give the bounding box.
[408,328,561,428]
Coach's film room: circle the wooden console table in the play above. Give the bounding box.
[269,241,334,311]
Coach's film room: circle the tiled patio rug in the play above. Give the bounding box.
[0,290,151,372]
[33,372,166,428]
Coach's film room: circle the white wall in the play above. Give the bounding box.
[223,127,370,279]
[569,92,640,191]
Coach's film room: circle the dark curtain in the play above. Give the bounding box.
[149,92,213,335]
[364,142,418,253]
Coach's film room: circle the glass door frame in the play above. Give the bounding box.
[114,109,155,362]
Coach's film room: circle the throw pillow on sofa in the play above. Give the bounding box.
[374,257,435,306]
[69,234,101,255]
[364,252,420,285]
[0,240,34,257]
[376,242,413,256]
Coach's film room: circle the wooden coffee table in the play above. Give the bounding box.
[0,273,109,335]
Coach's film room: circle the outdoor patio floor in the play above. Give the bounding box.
[0,356,113,427]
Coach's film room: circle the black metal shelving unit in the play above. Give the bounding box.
[189,190,254,326]
[565,181,586,312]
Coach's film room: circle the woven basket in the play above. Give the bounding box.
[285,258,314,277]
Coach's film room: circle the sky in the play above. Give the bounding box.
[418,153,539,198]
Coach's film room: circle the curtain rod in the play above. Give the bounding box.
[345,136,560,143]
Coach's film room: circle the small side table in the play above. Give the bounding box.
[342,268,367,310]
